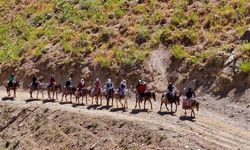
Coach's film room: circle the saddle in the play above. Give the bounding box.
[182,98,195,109]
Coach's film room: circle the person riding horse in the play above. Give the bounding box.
[118,80,127,97]
[49,75,56,88]
[183,88,196,108]
[166,83,175,99]
[65,77,73,88]
[94,78,101,94]
[105,78,114,96]
[78,78,85,89]
[32,74,39,89]
[136,80,147,100]
[8,73,16,87]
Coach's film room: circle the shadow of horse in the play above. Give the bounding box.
[157,111,175,116]
[2,97,15,101]
[110,108,127,112]
[72,103,85,108]
[42,99,56,104]
[130,109,149,114]
[59,101,72,105]
[87,104,100,110]
[97,105,112,110]
[25,98,41,103]
[179,115,196,122]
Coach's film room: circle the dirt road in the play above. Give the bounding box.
[0,89,250,150]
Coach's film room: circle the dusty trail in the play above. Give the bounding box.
[0,89,250,150]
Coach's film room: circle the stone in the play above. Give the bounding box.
[224,54,235,66]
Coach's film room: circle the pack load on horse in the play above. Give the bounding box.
[183,88,199,117]
[160,82,180,112]
[104,78,115,106]
[5,73,19,98]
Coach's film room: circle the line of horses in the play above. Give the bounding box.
[3,80,200,118]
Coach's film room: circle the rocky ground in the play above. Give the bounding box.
[0,88,249,150]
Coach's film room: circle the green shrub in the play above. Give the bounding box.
[240,42,250,52]
[239,60,250,72]
[114,8,125,18]
[171,44,188,60]
[135,26,150,45]
[95,55,110,68]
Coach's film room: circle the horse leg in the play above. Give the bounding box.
[175,102,178,112]
[160,102,163,112]
[37,90,39,99]
[165,103,169,111]
[144,99,146,109]
[85,95,88,104]
[119,98,123,108]
[14,89,16,98]
[184,109,187,116]
[149,100,153,110]
[42,91,44,98]
[170,103,173,112]
[135,100,137,109]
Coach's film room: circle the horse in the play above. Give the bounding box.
[29,82,48,99]
[47,82,61,99]
[5,80,20,98]
[61,86,77,103]
[160,93,180,112]
[135,91,156,110]
[89,87,103,105]
[75,87,90,104]
[104,88,115,106]
[113,89,132,108]
[183,99,199,118]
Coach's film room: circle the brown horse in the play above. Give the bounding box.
[113,89,131,108]
[5,80,20,98]
[29,82,48,99]
[135,91,156,110]
[183,100,199,118]
[75,87,90,104]
[48,83,61,99]
[61,86,77,103]
[89,87,103,105]
[160,93,180,112]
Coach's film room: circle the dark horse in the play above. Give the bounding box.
[105,88,114,106]
[135,91,156,110]
[5,80,20,98]
[160,93,180,112]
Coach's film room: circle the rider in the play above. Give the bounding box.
[65,77,73,88]
[94,78,101,93]
[136,80,147,99]
[78,78,85,89]
[186,88,196,100]
[49,75,56,88]
[32,74,38,89]
[8,73,16,87]
[118,79,127,97]
[166,82,174,99]
[105,78,114,95]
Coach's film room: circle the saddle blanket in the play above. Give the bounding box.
[182,98,195,109]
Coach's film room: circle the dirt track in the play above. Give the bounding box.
[0,89,250,150]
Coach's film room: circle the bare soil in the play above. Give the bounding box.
[0,88,249,150]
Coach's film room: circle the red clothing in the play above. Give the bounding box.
[137,84,146,93]
[49,77,56,84]
[94,81,101,88]
[78,82,85,89]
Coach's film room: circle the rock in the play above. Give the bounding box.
[185,145,189,149]
[247,104,250,108]
[229,114,234,118]
[224,54,235,66]
[241,28,250,42]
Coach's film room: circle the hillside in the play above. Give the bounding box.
[0,0,249,95]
